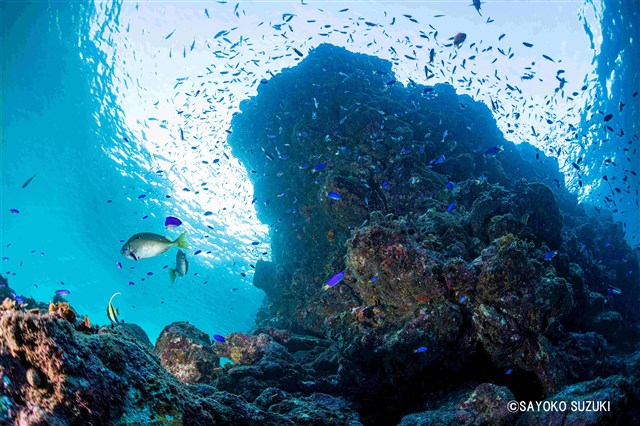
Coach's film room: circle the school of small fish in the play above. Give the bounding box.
[3,0,637,349]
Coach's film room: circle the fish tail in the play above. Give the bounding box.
[173,232,189,249]
[169,268,177,285]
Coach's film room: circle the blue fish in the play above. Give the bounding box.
[415,346,428,353]
[370,275,379,282]
[56,289,70,296]
[543,250,557,261]
[314,163,327,171]
[381,181,389,189]
[328,192,342,200]
[434,155,445,164]
[442,130,448,141]
[506,368,513,375]
[484,146,503,155]
[447,202,456,213]
[299,163,310,169]
[212,334,226,343]
[460,295,467,303]
[323,271,345,290]
[445,181,455,190]
[607,285,622,296]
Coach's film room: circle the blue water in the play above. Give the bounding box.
[1,2,265,342]
[1,0,638,345]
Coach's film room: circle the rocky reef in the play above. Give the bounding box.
[226,44,640,424]
[1,44,639,425]
[0,284,361,425]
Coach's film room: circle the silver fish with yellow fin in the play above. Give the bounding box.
[121,232,188,261]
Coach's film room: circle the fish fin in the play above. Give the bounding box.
[169,268,177,285]
[173,232,189,249]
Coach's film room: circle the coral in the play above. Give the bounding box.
[226,44,640,424]
[0,299,359,425]
[456,383,516,426]
[3,44,640,426]
[517,375,638,426]
[48,301,77,322]
[154,321,219,384]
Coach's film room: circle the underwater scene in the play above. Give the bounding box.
[1,0,639,424]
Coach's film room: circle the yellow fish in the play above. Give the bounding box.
[107,292,121,324]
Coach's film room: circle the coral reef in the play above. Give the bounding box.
[227,44,640,424]
[2,44,639,425]
[0,293,360,425]
[155,321,219,384]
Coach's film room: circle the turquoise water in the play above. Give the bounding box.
[1,2,265,342]
[2,1,637,345]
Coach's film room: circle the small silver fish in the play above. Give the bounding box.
[169,249,189,284]
[121,232,188,261]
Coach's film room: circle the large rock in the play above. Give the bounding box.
[154,321,219,384]
[517,375,637,426]
[213,330,341,402]
[226,43,640,424]
[0,300,297,425]
[456,383,516,426]
[399,384,516,426]
[115,322,153,349]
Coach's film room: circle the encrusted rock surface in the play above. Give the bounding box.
[226,44,640,424]
[0,296,361,425]
[155,321,219,384]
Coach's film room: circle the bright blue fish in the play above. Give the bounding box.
[445,181,455,190]
[56,289,70,296]
[434,155,445,164]
[12,293,25,304]
[415,346,428,353]
[165,216,182,228]
[506,368,513,375]
[447,202,456,213]
[314,163,327,171]
[212,334,226,343]
[370,275,379,282]
[328,192,342,200]
[323,271,345,290]
[543,250,556,261]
